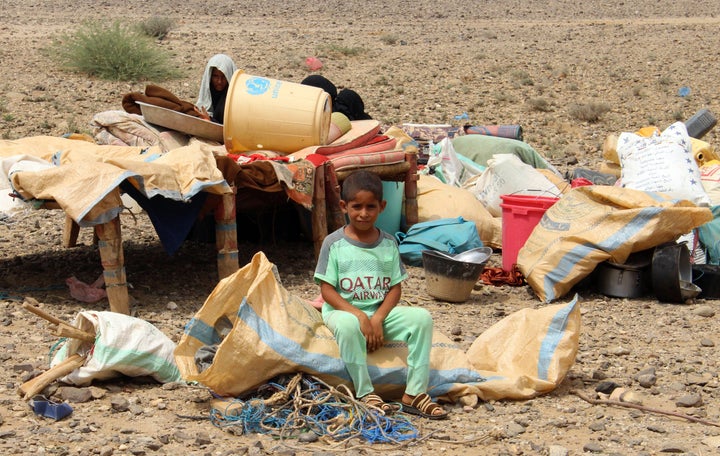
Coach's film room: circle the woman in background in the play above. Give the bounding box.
[300,75,372,121]
[300,75,338,106]
[195,54,237,124]
[300,75,372,142]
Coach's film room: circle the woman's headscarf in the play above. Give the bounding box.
[196,54,237,122]
[300,75,337,104]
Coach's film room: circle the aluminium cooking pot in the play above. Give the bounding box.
[594,249,653,298]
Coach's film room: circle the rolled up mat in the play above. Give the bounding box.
[463,124,523,141]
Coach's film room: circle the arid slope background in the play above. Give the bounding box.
[1,1,720,455]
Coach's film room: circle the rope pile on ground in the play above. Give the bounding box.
[209,373,419,444]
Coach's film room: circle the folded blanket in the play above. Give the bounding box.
[464,124,523,141]
[91,110,190,152]
[122,84,199,117]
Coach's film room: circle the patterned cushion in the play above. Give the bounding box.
[328,137,405,171]
[290,120,381,159]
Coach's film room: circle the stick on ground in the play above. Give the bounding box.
[571,390,720,428]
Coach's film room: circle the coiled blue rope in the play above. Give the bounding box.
[210,374,418,444]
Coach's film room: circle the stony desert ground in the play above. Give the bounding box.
[1,1,720,455]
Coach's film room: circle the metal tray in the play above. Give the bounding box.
[137,101,224,143]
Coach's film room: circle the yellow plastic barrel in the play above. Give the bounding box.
[224,73,332,154]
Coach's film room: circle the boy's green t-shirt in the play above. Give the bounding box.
[314,227,408,313]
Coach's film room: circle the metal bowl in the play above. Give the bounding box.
[432,247,493,265]
[421,249,491,303]
[679,280,701,301]
[137,101,224,142]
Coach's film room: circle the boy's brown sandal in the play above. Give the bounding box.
[401,392,448,420]
[360,393,400,414]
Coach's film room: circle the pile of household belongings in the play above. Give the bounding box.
[397,122,569,251]
[0,83,414,257]
[95,84,201,152]
[86,82,556,254]
[87,82,557,254]
[522,121,719,302]
[90,99,417,227]
[400,120,718,303]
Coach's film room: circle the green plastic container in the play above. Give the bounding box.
[377,181,404,235]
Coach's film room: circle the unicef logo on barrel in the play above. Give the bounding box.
[245,76,270,96]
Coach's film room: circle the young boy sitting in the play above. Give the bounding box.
[314,170,448,419]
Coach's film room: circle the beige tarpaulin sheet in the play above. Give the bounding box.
[518,185,713,302]
[175,252,580,404]
[0,136,231,226]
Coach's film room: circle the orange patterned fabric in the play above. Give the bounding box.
[480,266,526,287]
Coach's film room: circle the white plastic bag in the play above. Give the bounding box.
[425,137,483,187]
[469,154,562,217]
[700,160,720,205]
[0,154,53,215]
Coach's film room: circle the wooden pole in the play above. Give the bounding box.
[94,217,129,314]
[22,299,65,326]
[312,162,328,259]
[22,299,96,342]
[572,390,720,428]
[325,163,345,232]
[54,324,96,343]
[62,216,80,248]
[18,354,86,400]
[215,187,239,280]
[19,300,95,399]
[404,152,419,228]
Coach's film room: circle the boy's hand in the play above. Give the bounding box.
[366,315,385,352]
[319,281,390,352]
[363,283,400,352]
[357,314,378,350]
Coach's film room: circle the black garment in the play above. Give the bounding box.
[335,88,372,121]
[300,75,337,103]
[210,86,228,124]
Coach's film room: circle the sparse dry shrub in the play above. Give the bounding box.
[137,16,174,40]
[528,97,552,112]
[379,34,398,45]
[568,102,610,122]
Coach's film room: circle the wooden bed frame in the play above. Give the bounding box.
[59,151,418,315]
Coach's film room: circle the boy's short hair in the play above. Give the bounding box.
[341,170,383,202]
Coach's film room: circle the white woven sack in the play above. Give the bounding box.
[51,311,180,385]
[618,121,711,207]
